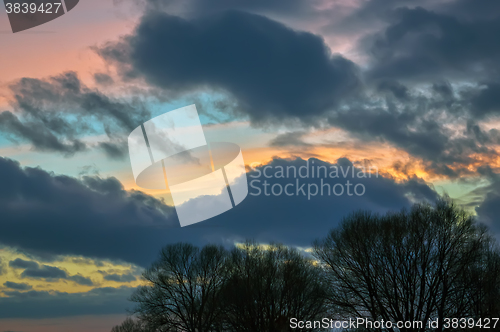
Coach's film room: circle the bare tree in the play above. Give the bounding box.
[111,317,156,332]
[131,243,228,332]
[221,242,328,332]
[462,240,500,319]
[314,199,500,331]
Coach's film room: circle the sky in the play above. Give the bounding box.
[1,0,500,330]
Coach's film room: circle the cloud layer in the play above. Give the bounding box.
[0,155,439,267]
[0,72,150,159]
[99,10,360,123]
[0,157,177,266]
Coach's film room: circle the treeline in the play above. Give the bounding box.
[112,200,500,332]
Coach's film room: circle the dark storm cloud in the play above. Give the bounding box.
[0,286,134,319]
[0,110,86,156]
[324,81,500,177]
[9,259,39,270]
[0,72,150,159]
[67,275,94,286]
[103,273,137,283]
[175,156,438,246]
[436,0,500,20]
[432,80,453,98]
[366,6,500,81]
[3,281,33,291]
[320,0,449,42]
[0,157,177,267]
[8,258,94,285]
[322,0,500,153]
[98,10,360,123]
[97,1,500,178]
[332,104,450,164]
[475,168,500,239]
[469,82,500,118]
[97,141,129,159]
[0,154,435,323]
[0,155,436,268]
[97,0,500,180]
[21,265,67,280]
[376,80,409,100]
[22,267,94,286]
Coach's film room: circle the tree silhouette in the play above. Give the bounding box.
[131,243,228,332]
[221,242,328,332]
[314,199,500,331]
[110,317,156,332]
[129,242,328,332]
[119,200,500,332]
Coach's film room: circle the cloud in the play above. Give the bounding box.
[8,259,94,286]
[0,287,134,319]
[21,265,67,280]
[268,131,311,147]
[20,267,93,286]
[95,2,500,179]
[103,273,137,283]
[0,157,177,267]
[365,6,500,81]
[0,72,150,159]
[98,10,360,124]
[8,259,39,270]
[470,82,500,118]
[67,275,94,286]
[0,110,86,156]
[376,79,410,100]
[437,0,500,20]
[170,156,439,247]
[474,166,500,236]
[476,193,500,235]
[324,0,500,166]
[3,282,33,291]
[93,73,114,86]
[325,81,500,177]
[0,155,437,268]
[0,155,442,319]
